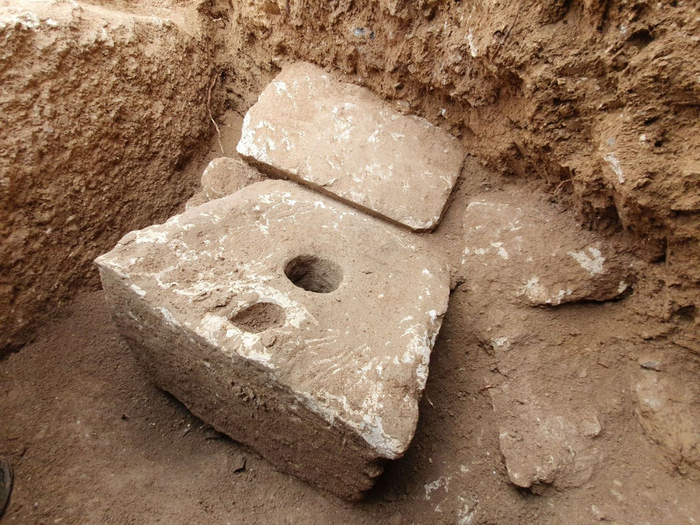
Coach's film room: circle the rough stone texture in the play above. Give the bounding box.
[0,0,218,354]
[186,156,265,209]
[461,192,630,306]
[236,62,464,231]
[201,156,266,201]
[633,369,700,480]
[96,179,450,499]
[491,378,602,490]
[218,0,700,319]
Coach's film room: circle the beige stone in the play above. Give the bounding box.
[201,156,266,201]
[96,179,449,499]
[236,62,464,231]
[461,193,630,306]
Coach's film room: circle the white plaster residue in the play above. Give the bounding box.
[96,258,129,279]
[604,153,625,183]
[273,80,292,99]
[156,306,180,327]
[522,276,550,304]
[568,246,605,276]
[466,201,489,210]
[130,284,147,297]
[425,475,451,499]
[367,129,379,143]
[467,29,479,57]
[0,11,40,30]
[195,313,228,346]
[390,132,405,141]
[490,336,510,350]
[237,113,276,163]
[134,228,168,244]
[554,288,573,305]
[491,241,509,259]
[300,380,405,458]
[400,315,443,390]
[332,112,354,142]
[458,498,478,525]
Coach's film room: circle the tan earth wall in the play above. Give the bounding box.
[0,0,221,353]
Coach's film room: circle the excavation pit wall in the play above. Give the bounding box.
[0,0,221,354]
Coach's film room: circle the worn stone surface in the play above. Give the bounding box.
[186,156,265,209]
[236,62,464,231]
[461,192,630,306]
[201,156,266,201]
[491,379,602,490]
[96,179,449,499]
[633,369,700,479]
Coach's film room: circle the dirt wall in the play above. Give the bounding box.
[216,0,699,322]
[0,0,219,353]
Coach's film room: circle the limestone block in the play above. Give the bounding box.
[461,193,630,306]
[96,179,449,500]
[236,62,464,232]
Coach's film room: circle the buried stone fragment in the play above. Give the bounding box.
[461,192,630,306]
[186,156,265,209]
[95,179,449,500]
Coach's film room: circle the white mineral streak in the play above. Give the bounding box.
[567,247,605,276]
[604,153,625,183]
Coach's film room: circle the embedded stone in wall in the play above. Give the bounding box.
[186,156,265,209]
[236,62,464,232]
[95,179,450,500]
[201,156,266,201]
[461,192,630,306]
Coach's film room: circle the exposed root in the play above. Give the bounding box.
[208,74,225,155]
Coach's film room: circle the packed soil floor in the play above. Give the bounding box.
[1,117,699,523]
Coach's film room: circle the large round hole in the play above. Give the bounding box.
[229,302,284,333]
[284,255,343,293]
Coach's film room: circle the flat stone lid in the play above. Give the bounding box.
[96,180,449,458]
[237,62,464,231]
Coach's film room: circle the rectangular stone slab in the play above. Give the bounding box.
[95,180,449,500]
[236,62,464,232]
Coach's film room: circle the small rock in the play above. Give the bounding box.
[261,332,277,348]
[579,414,602,437]
[200,157,265,202]
[633,370,700,475]
[492,379,601,489]
[232,455,246,474]
[638,355,663,371]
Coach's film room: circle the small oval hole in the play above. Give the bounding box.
[229,302,284,333]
